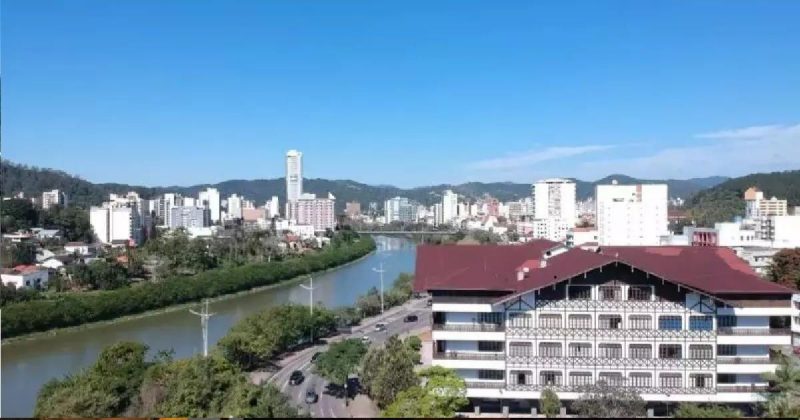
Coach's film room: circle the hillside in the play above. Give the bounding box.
[1,160,727,211]
[687,170,800,227]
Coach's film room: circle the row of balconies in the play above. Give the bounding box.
[435,352,777,365]
[433,323,791,337]
[463,381,771,393]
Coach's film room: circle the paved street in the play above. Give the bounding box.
[262,297,431,417]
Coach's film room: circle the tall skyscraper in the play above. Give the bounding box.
[286,150,303,203]
[596,182,668,246]
[442,190,459,225]
[532,178,576,227]
[227,194,243,220]
[198,188,221,224]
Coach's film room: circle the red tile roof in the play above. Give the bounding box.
[414,240,794,296]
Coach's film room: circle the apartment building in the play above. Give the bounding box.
[415,240,797,412]
[41,189,67,209]
[596,182,668,245]
[286,194,335,231]
[532,178,576,227]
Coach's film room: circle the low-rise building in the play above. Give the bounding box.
[415,241,798,411]
[1,265,50,289]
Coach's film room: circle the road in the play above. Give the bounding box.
[264,297,431,418]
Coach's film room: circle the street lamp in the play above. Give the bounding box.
[372,262,385,314]
[300,275,315,343]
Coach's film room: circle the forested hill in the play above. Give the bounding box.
[687,170,800,227]
[2,160,727,210]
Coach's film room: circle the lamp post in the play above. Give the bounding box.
[372,262,385,314]
[300,275,315,343]
[189,299,215,357]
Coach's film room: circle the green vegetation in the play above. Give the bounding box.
[768,248,800,289]
[0,198,93,242]
[570,381,646,418]
[34,341,304,417]
[687,169,800,227]
[66,259,131,290]
[539,388,560,417]
[354,272,413,317]
[1,235,375,338]
[1,241,37,267]
[360,335,418,408]
[218,304,337,370]
[313,339,368,404]
[673,403,741,418]
[381,366,468,418]
[762,354,800,417]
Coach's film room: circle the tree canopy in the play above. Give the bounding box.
[381,366,468,418]
[674,403,741,418]
[359,335,417,408]
[570,381,646,418]
[768,248,800,289]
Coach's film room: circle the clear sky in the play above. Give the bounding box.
[3,1,799,187]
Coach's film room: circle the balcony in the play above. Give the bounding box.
[432,295,500,304]
[506,356,715,370]
[465,381,506,389]
[716,356,775,364]
[507,327,715,341]
[535,299,687,312]
[434,351,505,361]
[505,384,717,395]
[716,384,771,392]
[433,323,504,332]
[717,328,791,336]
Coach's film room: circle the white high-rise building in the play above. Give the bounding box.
[596,182,668,246]
[286,194,335,231]
[227,194,243,220]
[286,150,303,203]
[532,178,576,226]
[90,206,139,245]
[160,193,183,227]
[385,197,417,223]
[198,188,221,224]
[442,190,459,225]
[41,189,67,209]
[267,196,280,218]
[169,206,209,229]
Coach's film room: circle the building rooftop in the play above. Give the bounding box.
[414,240,794,297]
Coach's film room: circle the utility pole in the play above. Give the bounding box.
[372,262,386,314]
[300,276,315,343]
[189,299,215,357]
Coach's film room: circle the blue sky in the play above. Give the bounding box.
[3,1,799,187]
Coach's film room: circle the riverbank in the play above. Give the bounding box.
[1,236,376,340]
[2,249,375,345]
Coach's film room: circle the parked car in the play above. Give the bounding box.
[404,314,418,323]
[289,370,304,385]
[374,323,386,331]
[361,335,371,344]
[305,389,319,404]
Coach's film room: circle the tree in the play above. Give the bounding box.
[674,403,741,418]
[359,336,418,408]
[67,259,130,290]
[381,366,467,418]
[768,248,800,289]
[222,381,305,418]
[762,354,800,417]
[313,339,368,405]
[0,198,37,232]
[539,388,560,417]
[570,381,646,418]
[1,242,37,267]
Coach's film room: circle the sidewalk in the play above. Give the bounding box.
[347,394,380,418]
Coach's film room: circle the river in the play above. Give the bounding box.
[0,236,416,417]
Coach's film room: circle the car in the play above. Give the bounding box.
[404,314,418,323]
[311,352,322,362]
[361,335,371,344]
[289,370,304,385]
[305,389,319,404]
[374,323,386,331]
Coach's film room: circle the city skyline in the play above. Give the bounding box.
[3,1,800,187]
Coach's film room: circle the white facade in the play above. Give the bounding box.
[90,205,139,245]
[198,188,221,224]
[532,178,576,227]
[771,215,800,248]
[267,196,280,218]
[596,183,668,246]
[227,194,243,220]
[169,206,208,229]
[41,189,66,209]
[1,268,49,289]
[517,219,572,242]
[286,149,303,202]
[442,190,459,225]
[385,197,416,223]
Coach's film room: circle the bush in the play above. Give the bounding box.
[2,236,375,337]
[539,388,560,417]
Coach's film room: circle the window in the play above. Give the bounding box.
[689,345,713,359]
[568,314,592,329]
[509,342,532,357]
[478,341,503,352]
[690,374,713,389]
[628,315,651,330]
[658,316,682,330]
[570,372,593,386]
[718,315,737,328]
[599,372,624,386]
[598,315,623,329]
[629,372,652,387]
[508,312,533,328]
[478,370,504,380]
[539,314,562,328]
[717,345,736,356]
[689,316,713,331]
[478,312,503,324]
[568,285,592,300]
[539,342,562,357]
[659,344,682,359]
[628,286,652,301]
[599,286,622,301]
[629,344,652,359]
[659,373,683,388]
[598,343,622,359]
[569,343,592,358]
[540,371,563,386]
[717,373,736,384]
[509,370,533,386]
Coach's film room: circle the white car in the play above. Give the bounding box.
[361,335,371,344]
